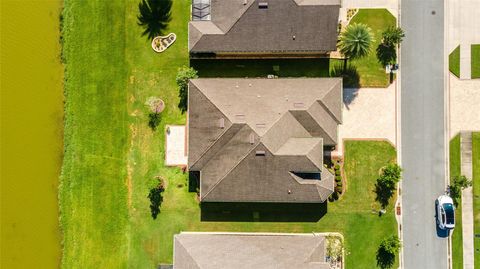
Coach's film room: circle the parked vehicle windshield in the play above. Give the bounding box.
[443,203,455,224]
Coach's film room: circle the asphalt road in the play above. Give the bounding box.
[400,0,449,269]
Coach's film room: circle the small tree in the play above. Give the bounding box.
[450,175,472,206]
[375,163,402,208]
[137,0,172,40]
[376,27,405,67]
[176,66,198,113]
[382,26,405,47]
[338,23,374,71]
[145,97,164,131]
[376,235,401,269]
[148,180,165,219]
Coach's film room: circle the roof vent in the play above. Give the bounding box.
[235,114,246,122]
[293,102,305,108]
[258,2,268,9]
[255,150,266,156]
[219,118,225,129]
[249,133,255,144]
[256,123,266,128]
[243,0,248,5]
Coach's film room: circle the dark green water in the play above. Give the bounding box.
[1,0,63,268]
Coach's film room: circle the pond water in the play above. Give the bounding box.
[1,0,63,268]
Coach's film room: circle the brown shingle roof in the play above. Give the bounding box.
[189,0,340,54]
[187,78,342,203]
[173,232,332,269]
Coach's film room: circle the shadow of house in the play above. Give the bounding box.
[200,201,327,222]
[190,58,331,78]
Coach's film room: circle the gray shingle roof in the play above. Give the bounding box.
[173,232,332,269]
[187,78,342,203]
[189,0,340,54]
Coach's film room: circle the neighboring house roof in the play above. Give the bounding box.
[189,0,341,54]
[187,78,342,203]
[173,232,332,269]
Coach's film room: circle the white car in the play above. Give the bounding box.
[436,195,455,230]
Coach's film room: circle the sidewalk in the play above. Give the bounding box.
[460,132,474,269]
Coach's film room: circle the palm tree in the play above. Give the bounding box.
[382,26,405,47]
[137,0,172,40]
[338,23,373,71]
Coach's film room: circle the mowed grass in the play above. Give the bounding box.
[60,1,399,268]
[473,132,480,268]
[472,45,480,79]
[348,9,397,87]
[60,0,130,268]
[450,134,463,269]
[450,46,461,78]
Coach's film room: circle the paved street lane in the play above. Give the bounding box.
[401,0,449,268]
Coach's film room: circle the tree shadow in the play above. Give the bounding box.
[376,246,396,269]
[200,202,327,222]
[374,182,394,209]
[148,112,162,131]
[329,63,360,89]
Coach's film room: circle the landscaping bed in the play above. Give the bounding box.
[347,9,397,87]
[472,45,480,79]
[450,46,461,78]
[450,134,463,269]
[473,132,480,268]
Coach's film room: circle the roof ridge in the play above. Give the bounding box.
[188,82,236,166]
[175,237,203,269]
[202,141,261,200]
[218,0,256,34]
[306,102,337,143]
[189,123,243,169]
[304,238,325,263]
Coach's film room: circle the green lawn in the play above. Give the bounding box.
[60,0,399,268]
[348,9,397,87]
[450,46,461,78]
[472,44,480,79]
[473,132,480,268]
[450,134,463,269]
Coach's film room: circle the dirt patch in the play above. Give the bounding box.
[126,124,138,209]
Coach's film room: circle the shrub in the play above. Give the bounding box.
[329,191,339,202]
[335,186,343,194]
[375,163,402,208]
[176,66,198,113]
[334,164,340,170]
[450,175,472,206]
[335,169,341,176]
[335,175,342,182]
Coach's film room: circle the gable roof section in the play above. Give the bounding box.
[189,0,340,53]
[188,78,341,203]
[173,232,332,269]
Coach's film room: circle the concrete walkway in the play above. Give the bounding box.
[460,132,474,269]
[447,0,480,80]
[460,44,472,80]
[449,74,480,139]
[165,125,187,166]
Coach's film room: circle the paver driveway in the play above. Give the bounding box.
[336,83,396,155]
